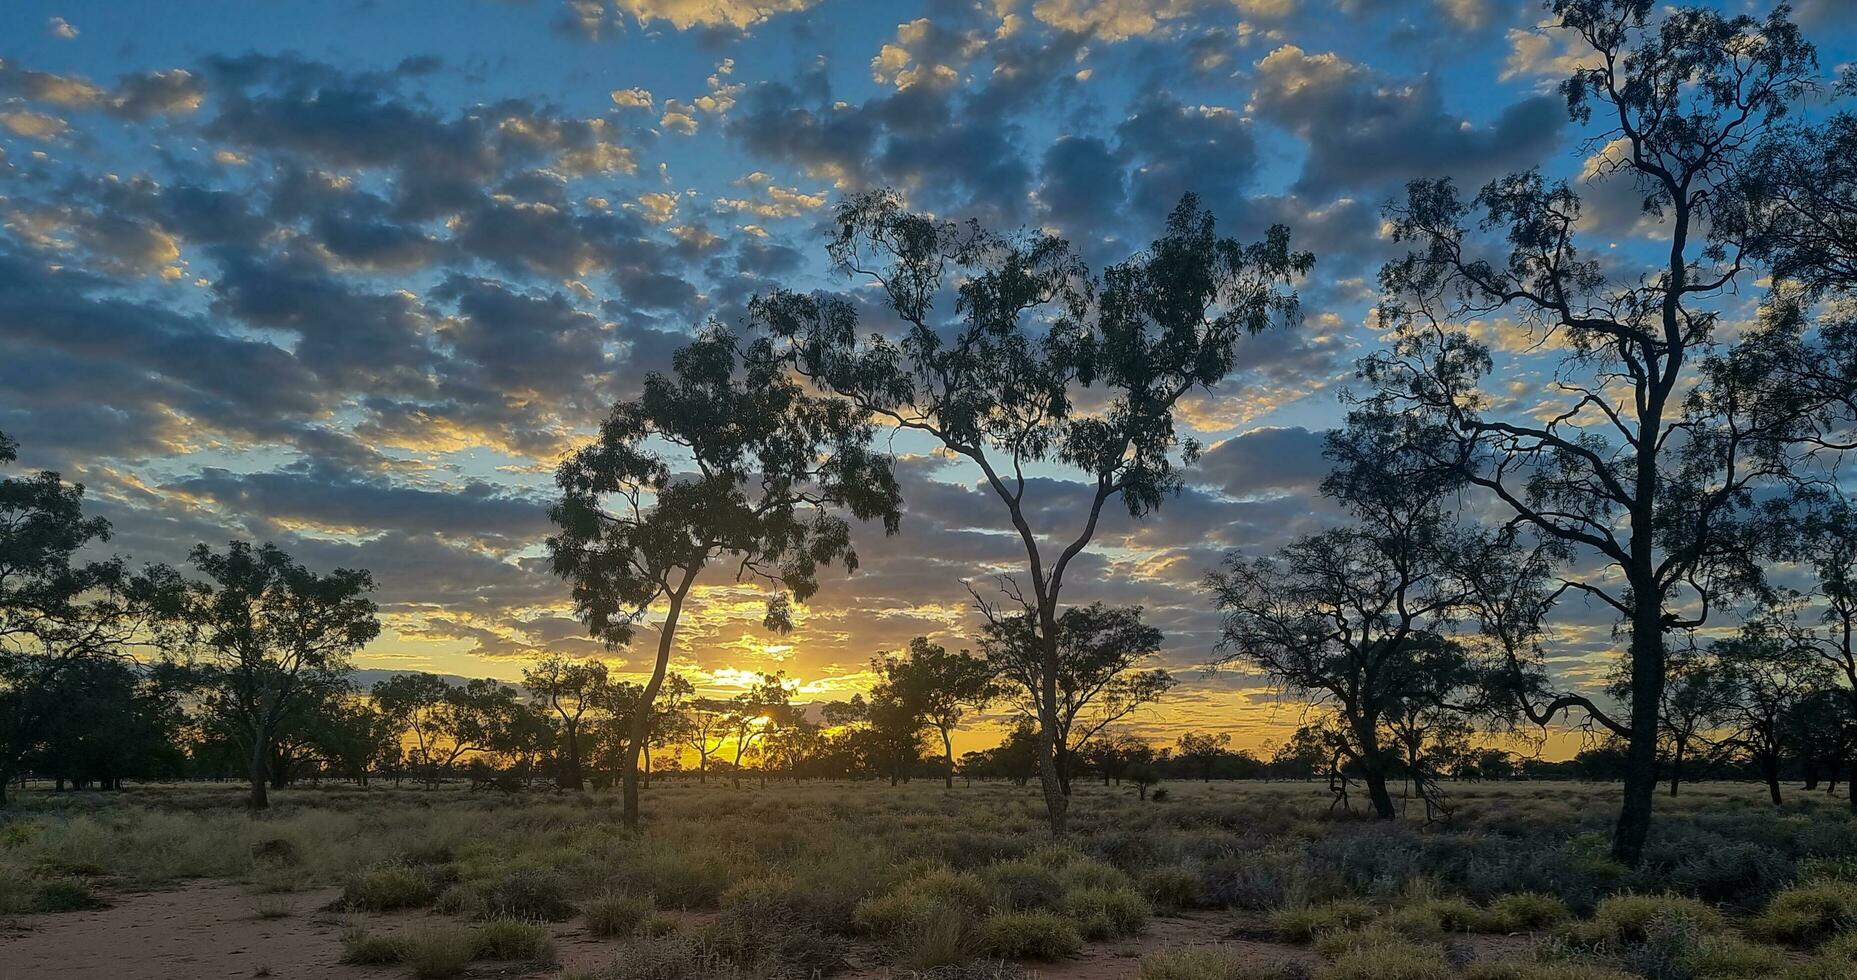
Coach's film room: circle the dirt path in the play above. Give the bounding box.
[0,882,373,980]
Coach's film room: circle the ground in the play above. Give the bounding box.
[1,779,1854,979]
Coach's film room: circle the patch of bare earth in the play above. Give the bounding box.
[0,881,367,980]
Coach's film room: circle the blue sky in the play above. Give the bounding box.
[3,0,1853,752]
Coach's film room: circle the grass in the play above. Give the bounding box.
[5,779,1857,977]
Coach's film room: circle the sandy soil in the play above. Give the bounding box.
[0,884,1523,980]
[0,881,371,980]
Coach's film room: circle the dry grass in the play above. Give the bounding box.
[3,779,1855,978]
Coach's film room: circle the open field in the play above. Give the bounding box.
[4,780,1857,979]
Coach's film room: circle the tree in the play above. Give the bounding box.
[1716,622,1833,806]
[28,658,186,790]
[549,325,901,827]
[372,674,523,784]
[1210,421,1496,819]
[1363,1,1847,863]
[1176,731,1232,783]
[682,696,732,782]
[1793,500,1857,808]
[175,542,377,809]
[982,602,1174,796]
[0,432,173,805]
[522,655,609,790]
[720,673,791,787]
[753,192,1310,833]
[873,638,997,788]
[1609,643,1735,796]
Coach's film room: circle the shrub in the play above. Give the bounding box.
[854,890,942,938]
[901,867,995,917]
[1380,896,1500,937]
[481,868,575,921]
[588,934,720,980]
[1140,865,1207,912]
[339,927,407,965]
[1459,963,1637,980]
[1060,885,1149,939]
[1315,942,1452,980]
[472,918,557,962]
[973,911,1083,960]
[985,859,1066,911]
[399,922,477,979]
[1753,881,1857,946]
[1685,934,1788,978]
[617,847,733,910]
[1138,946,1300,980]
[34,878,102,912]
[1488,892,1572,931]
[585,891,656,938]
[1586,893,1725,943]
[341,863,439,911]
[1271,899,1379,943]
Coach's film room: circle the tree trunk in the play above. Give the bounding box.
[1363,767,1397,819]
[559,720,583,791]
[1669,742,1683,797]
[623,572,693,829]
[941,728,955,790]
[1612,600,1665,867]
[1035,605,1068,835]
[248,736,271,810]
[1764,753,1784,806]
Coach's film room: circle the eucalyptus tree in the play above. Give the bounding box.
[177,541,379,809]
[1796,501,1857,808]
[0,432,175,804]
[550,325,901,827]
[753,192,1309,833]
[980,601,1173,796]
[1715,622,1832,806]
[521,655,609,790]
[1210,419,1501,820]
[1360,0,1855,863]
[873,637,997,788]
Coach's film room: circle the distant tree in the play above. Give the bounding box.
[982,602,1173,796]
[1079,730,1149,786]
[549,325,901,827]
[1364,1,1849,863]
[1267,725,1330,781]
[1211,420,1495,820]
[754,192,1310,833]
[682,696,732,783]
[303,693,397,786]
[873,638,996,788]
[372,673,523,784]
[1786,687,1854,795]
[644,673,695,785]
[28,658,186,790]
[1793,501,1857,809]
[720,673,790,787]
[1176,731,1232,783]
[1716,622,1833,806]
[962,720,1043,785]
[175,542,377,809]
[0,431,174,805]
[522,655,609,790]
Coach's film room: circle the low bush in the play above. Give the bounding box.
[33,878,103,912]
[973,911,1083,960]
[1584,893,1725,943]
[1137,946,1300,980]
[472,917,557,962]
[341,863,439,911]
[1488,892,1572,931]
[480,867,575,921]
[1139,865,1207,912]
[1753,881,1857,946]
[585,891,656,938]
[1271,898,1379,943]
[1315,942,1452,980]
[984,859,1066,911]
[1459,963,1637,980]
[1060,885,1149,939]
[399,922,477,980]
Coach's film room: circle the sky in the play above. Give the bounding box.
[3,0,1854,758]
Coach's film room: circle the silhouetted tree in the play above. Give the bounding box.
[1176,731,1232,783]
[175,542,377,809]
[1717,622,1833,806]
[1,432,174,805]
[549,325,901,827]
[372,673,523,784]
[1364,1,1849,862]
[682,696,732,782]
[522,655,609,790]
[754,192,1310,833]
[981,602,1173,796]
[874,638,997,788]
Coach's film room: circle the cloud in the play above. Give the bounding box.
[1250,44,1564,196]
[1192,426,1330,498]
[0,109,69,139]
[48,16,78,39]
[599,0,821,31]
